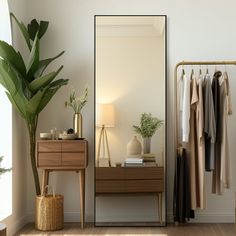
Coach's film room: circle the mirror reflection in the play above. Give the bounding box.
[95,15,166,225]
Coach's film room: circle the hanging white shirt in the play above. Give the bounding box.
[177,71,184,142]
[182,73,191,142]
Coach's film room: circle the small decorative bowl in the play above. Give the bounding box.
[40,133,52,140]
[61,134,77,140]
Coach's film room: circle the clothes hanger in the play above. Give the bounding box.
[224,63,227,74]
[206,65,209,74]
[177,144,184,156]
[182,65,185,75]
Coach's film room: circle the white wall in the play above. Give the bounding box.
[22,0,236,224]
[2,1,29,235]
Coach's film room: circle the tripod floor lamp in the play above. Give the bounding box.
[96,103,115,167]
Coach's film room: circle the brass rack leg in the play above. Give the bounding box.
[79,169,85,229]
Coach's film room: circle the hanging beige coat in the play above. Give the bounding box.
[196,74,206,209]
[189,74,198,210]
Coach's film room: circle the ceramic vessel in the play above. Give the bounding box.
[127,136,142,155]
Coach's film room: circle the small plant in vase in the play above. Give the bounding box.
[65,86,89,138]
[133,113,163,154]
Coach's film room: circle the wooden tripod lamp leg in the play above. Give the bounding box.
[104,128,111,166]
[96,126,104,167]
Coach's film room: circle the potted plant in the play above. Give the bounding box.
[65,86,89,138]
[133,113,163,154]
[0,14,68,195]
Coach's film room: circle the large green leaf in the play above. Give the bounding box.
[34,51,65,78]
[0,59,17,94]
[26,89,45,115]
[26,34,39,81]
[0,60,29,109]
[28,19,49,40]
[39,21,49,39]
[36,79,69,113]
[0,41,26,76]
[27,19,39,41]
[29,66,63,93]
[5,91,27,119]
[10,13,31,50]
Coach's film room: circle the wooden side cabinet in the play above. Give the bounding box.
[95,166,164,224]
[37,140,88,229]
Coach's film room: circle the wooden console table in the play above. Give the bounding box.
[95,166,164,224]
[37,140,88,229]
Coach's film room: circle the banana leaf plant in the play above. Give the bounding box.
[0,13,69,195]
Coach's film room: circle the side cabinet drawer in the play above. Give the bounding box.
[38,153,61,166]
[62,153,86,166]
[62,142,86,152]
[37,141,87,168]
[38,143,61,152]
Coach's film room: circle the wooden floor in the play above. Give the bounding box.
[14,223,235,236]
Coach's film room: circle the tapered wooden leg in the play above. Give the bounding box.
[41,170,49,195]
[158,192,163,224]
[79,169,85,229]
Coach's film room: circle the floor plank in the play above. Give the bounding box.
[14,223,235,236]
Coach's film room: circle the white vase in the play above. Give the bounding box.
[142,137,151,154]
[127,136,142,155]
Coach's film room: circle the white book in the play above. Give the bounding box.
[125,157,143,163]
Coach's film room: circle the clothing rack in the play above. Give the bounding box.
[174,60,236,150]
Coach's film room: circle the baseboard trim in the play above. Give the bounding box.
[25,211,235,226]
[2,214,28,236]
[167,212,235,223]
[27,212,94,223]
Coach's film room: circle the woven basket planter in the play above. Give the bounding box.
[35,186,64,231]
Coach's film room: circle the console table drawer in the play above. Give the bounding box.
[96,167,124,180]
[96,167,164,180]
[124,167,163,180]
[62,153,86,166]
[96,180,125,193]
[125,180,164,192]
[96,179,164,193]
[38,153,61,166]
[38,142,61,152]
[62,142,86,152]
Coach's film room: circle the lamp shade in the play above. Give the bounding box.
[96,103,115,127]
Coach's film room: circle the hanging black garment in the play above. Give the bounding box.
[173,148,194,223]
[212,71,221,143]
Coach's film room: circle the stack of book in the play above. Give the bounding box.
[124,157,143,167]
[141,153,156,163]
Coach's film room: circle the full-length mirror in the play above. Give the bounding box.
[95,15,166,226]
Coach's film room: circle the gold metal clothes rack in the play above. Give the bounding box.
[174,60,236,151]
